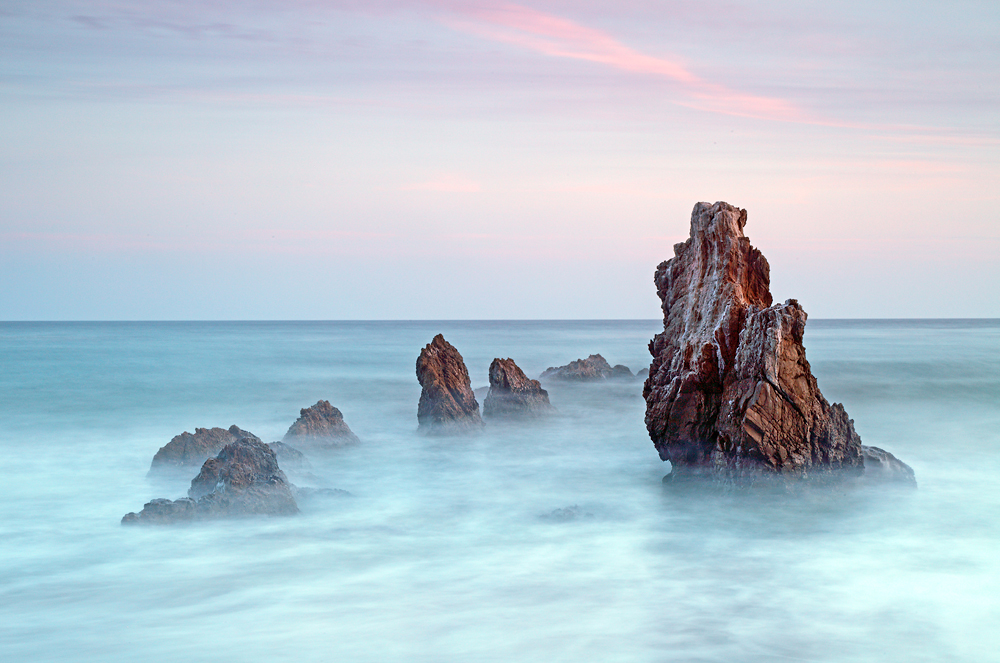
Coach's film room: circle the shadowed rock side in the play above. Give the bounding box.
[149,425,259,472]
[483,358,554,419]
[283,400,360,449]
[123,437,298,524]
[540,354,633,381]
[416,334,483,434]
[644,201,914,486]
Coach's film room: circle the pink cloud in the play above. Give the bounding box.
[444,3,806,122]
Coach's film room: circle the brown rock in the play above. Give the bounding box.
[149,425,258,472]
[644,201,914,485]
[539,354,633,381]
[283,400,360,449]
[483,358,554,419]
[124,437,298,524]
[416,334,483,434]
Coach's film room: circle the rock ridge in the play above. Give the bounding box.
[540,354,633,381]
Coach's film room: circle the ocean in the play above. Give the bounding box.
[1,319,997,662]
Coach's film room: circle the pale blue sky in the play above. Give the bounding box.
[2,1,998,319]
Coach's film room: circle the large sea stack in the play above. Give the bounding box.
[643,201,914,485]
[483,358,554,419]
[283,400,360,449]
[123,437,298,524]
[416,334,483,434]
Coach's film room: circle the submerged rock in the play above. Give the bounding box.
[540,354,633,381]
[123,437,298,524]
[149,425,258,472]
[267,441,310,469]
[283,400,360,449]
[541,505,594,522]
[644,201,914,486]
[483,358,554,419]
[415,334,483,434]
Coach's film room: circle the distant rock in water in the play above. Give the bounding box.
[123,437,298,524]
[644,201,914,486]
[415,334,483,434]
[541,505,594,522]
[483,358,554,419]
[283,400,360,449]
[539,354,633,381]
[149,425,258,472]
[267,441,310,469]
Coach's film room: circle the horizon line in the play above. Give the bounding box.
[3,318,999,324]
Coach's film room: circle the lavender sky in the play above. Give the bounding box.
[2,0,998,319]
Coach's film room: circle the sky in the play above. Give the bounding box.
[2,0,998,319]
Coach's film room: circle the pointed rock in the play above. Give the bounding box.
[149,425,259,472]
[483,358,554,419]
[283,400,360,449]
[644,201,914,485]
[416,334,483,434]
[540,354,632,381]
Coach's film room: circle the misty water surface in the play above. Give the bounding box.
[1,320,997,662]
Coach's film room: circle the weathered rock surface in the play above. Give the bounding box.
[483,358,554,419]
[123,438,298,524]
[283,400,360,449]
[540,354,633,381]
[643,201,914,485]
[149,425,258,472]
[416,334,483,434]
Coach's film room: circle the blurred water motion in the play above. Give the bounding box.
[1,320,997,662]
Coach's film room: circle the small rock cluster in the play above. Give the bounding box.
[414,335,636,434]
[124,400,359,524]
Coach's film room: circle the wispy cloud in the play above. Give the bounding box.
[443,3,806,123]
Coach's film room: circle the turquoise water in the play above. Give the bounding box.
[1,320,998,662]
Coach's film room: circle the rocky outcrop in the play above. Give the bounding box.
[283,400,360,449]
[540,354,633,381]
[123,437,298,524]
[644,201,914,486]
[483,358,554,419]
[149,425,258,471]
[415,334,483,434]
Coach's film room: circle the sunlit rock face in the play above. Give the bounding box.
[416,334,484,434]
[149,425,259,472]
[644,201,914,485]
[483,358,554,419]
[123,437,298,524]
[283,400,360,449]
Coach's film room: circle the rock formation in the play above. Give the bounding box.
[123,437,298,524]
[643,201,914,485]
[540,354,633,381]
[283,400,360,449]
[483,358,554,419]
[149,425,259,471]
[415,334,483,433]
